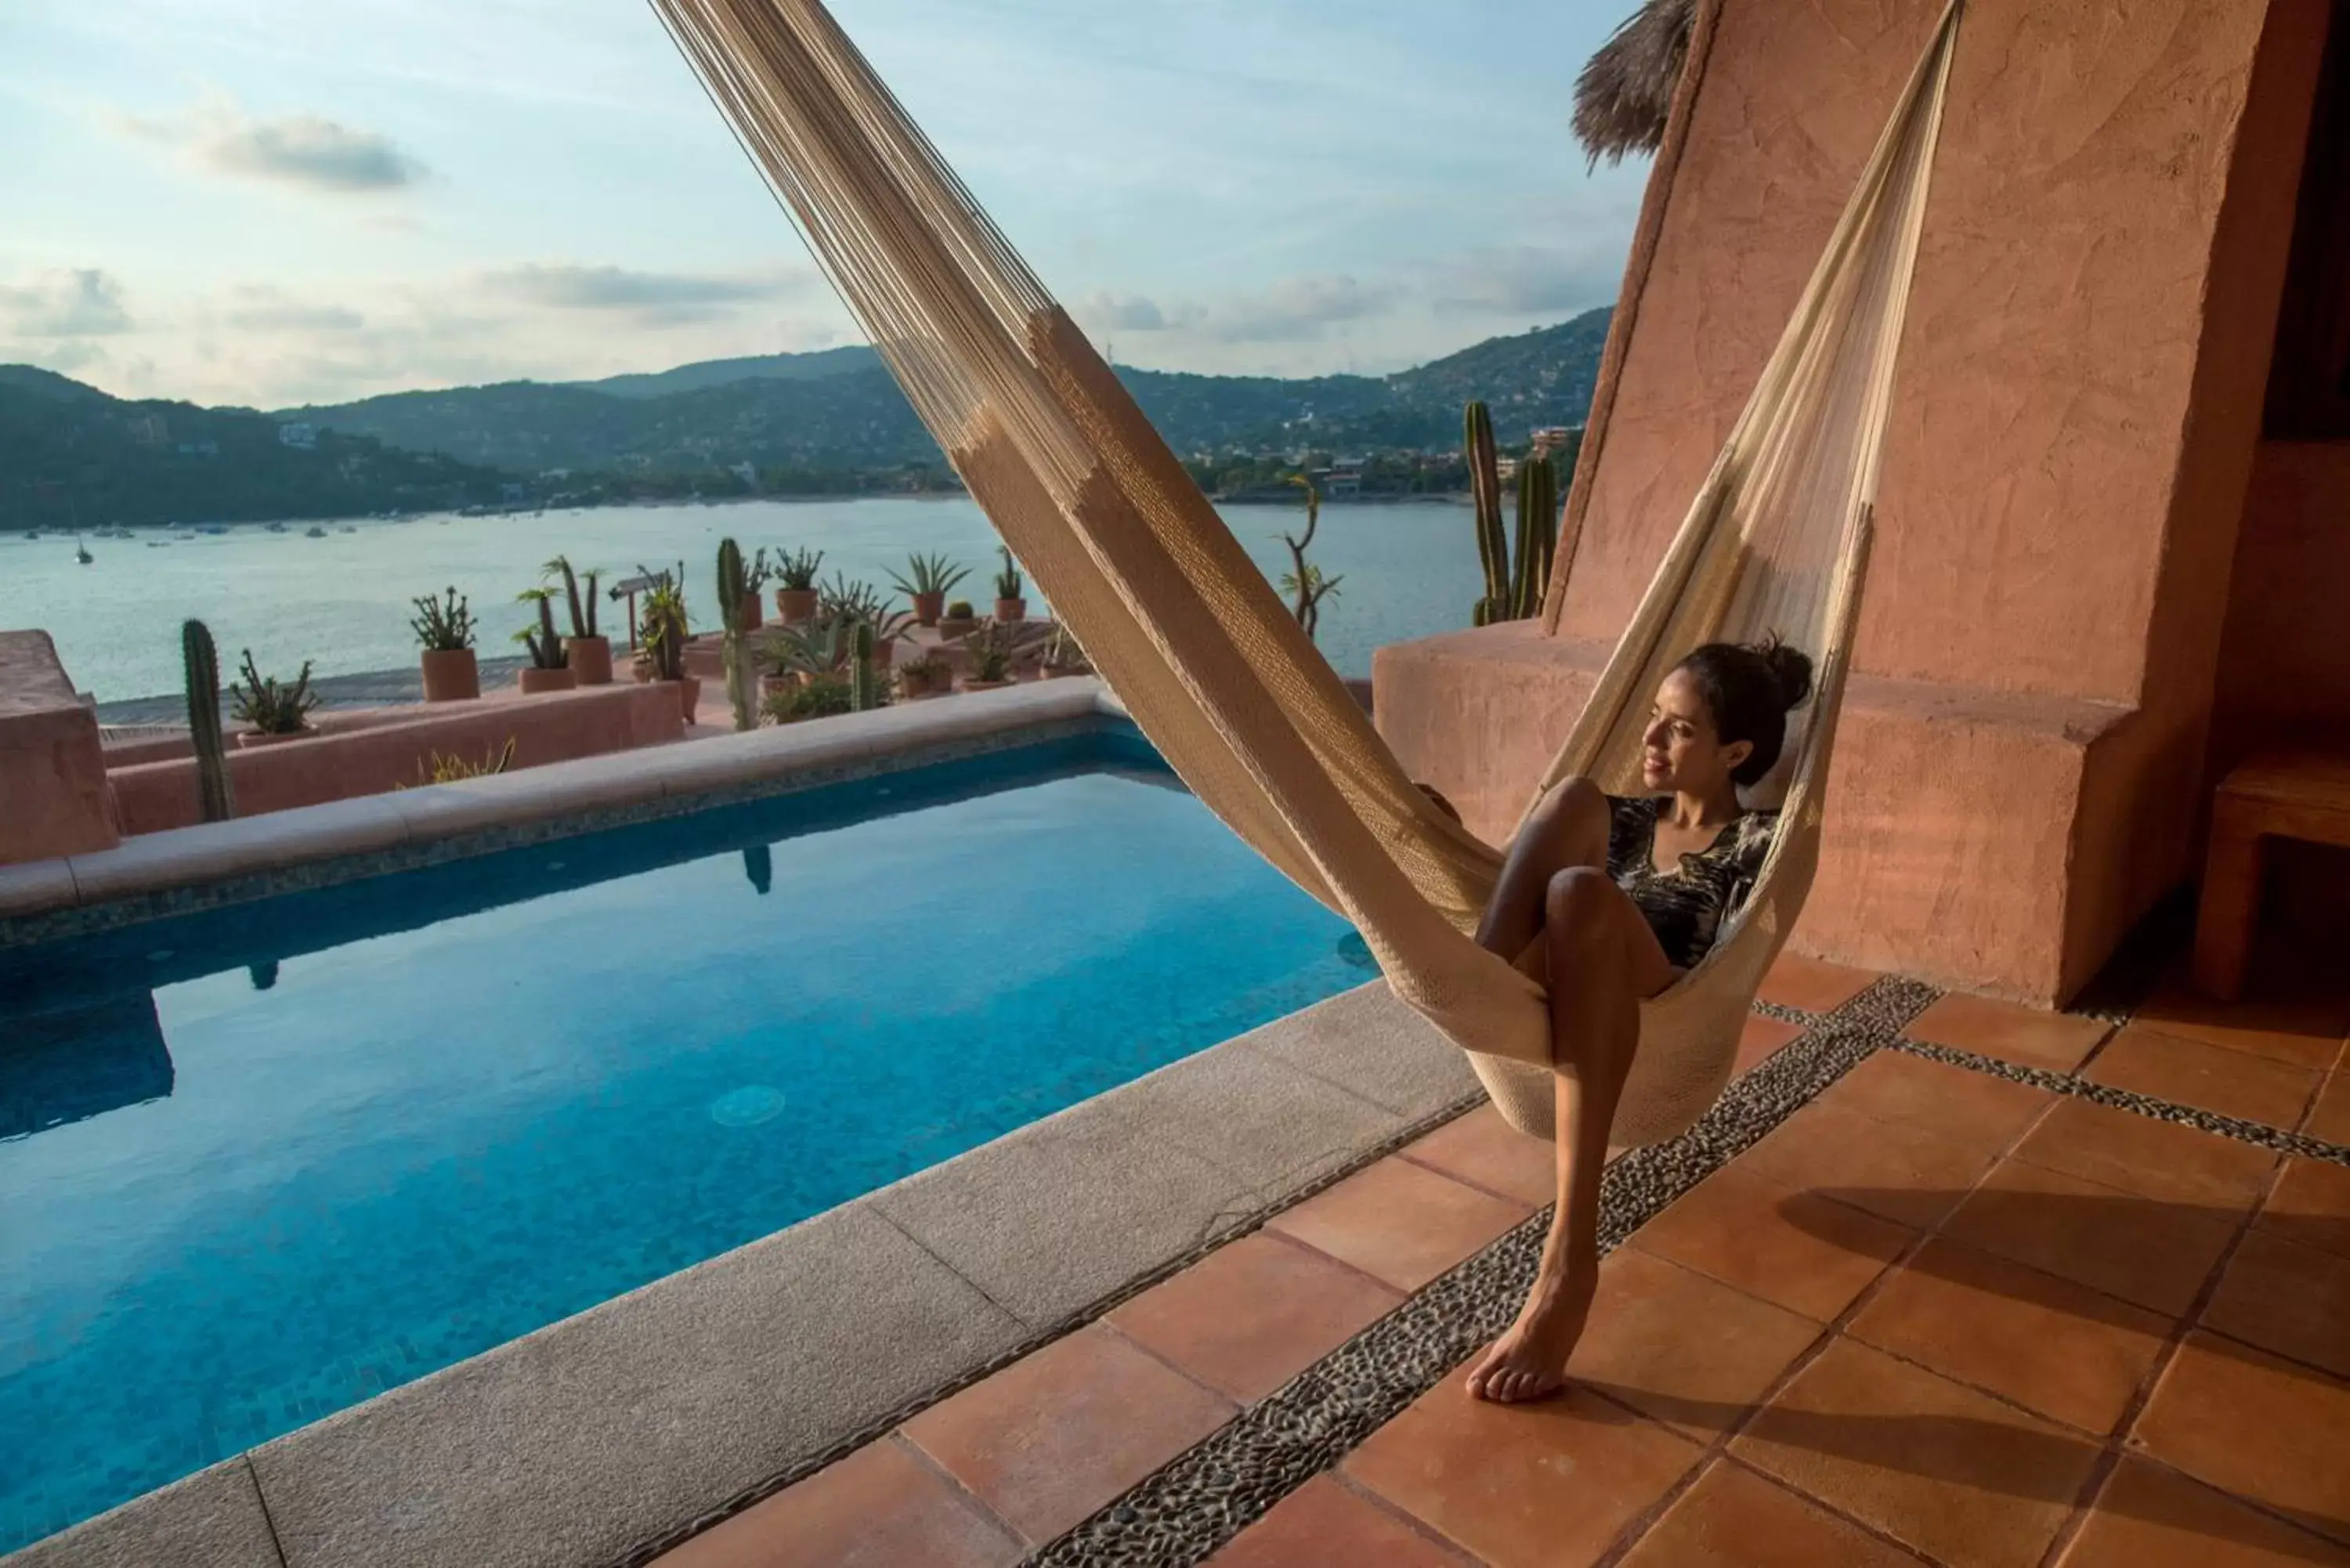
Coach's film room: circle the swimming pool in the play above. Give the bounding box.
[0,729,1370,1551]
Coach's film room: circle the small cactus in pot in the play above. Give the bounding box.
[992,547,1028,624]
[772,547,823,623]
[888,552,969,627]
[183,618,234,822]
[513,587,577,694]
[410,586,479,701]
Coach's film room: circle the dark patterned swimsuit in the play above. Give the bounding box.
[1604,796,1779,971]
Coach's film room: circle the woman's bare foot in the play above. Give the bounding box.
[1464,1264,1597,1404]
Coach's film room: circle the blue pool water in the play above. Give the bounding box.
[0,731,1369,1550]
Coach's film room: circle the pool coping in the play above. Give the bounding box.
[0,681,1122,945]
[5,981,1483,1568]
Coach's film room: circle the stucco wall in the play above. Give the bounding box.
[1382,0,2337,1001]
[0,630,119,865]
[108,683,685,835]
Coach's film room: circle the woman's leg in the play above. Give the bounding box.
[1466,865,1676,1404]
[1474,777,1611,961]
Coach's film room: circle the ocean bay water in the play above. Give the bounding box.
[0,497,1484,705]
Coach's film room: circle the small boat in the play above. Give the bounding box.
[266,522,287,533]
[20,530,37,540]
[305,526,327,539]
[74,543,93,565]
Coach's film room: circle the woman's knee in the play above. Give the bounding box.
[1544,865,1618,936]
[1530,775,1607,836]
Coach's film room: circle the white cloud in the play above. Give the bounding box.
[475,262,810,324]
[0,269,134,337]
[114,93,428,193]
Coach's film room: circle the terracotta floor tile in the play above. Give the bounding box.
[1817,1050,2054,1149]
[1628,1162,1916,1323]
[2010,1097,2279,1209]
[1732,1100,2002,1231]
[1618,1458,1929,1566]
[2086,1026,2322,1130]
[1731,1336,2102,1568]
[1941,1157,2239,1317]
[1759,952,1880,1014]
[1264,1155,1530,1292]
[1343,1376,1702,1568]
[654,1437,1021,1568]
[2133,974,2350,1071]
[1564,1248,1825,1441]
[1204,1475,1470,1567]
[1736,1013,1806,1075]
[2059,1456,2350,1567]
[1106,1232,1401,1404]
[900,1323,1235,1547]
[2130,1331,2350,1546]
[1906,992,2112,1072]
[1847,1236,2171,1435]
[2260,1158,2350,1260]
[2203,1230,2350,1381]
[1399,1103,1557,1208]
[2308,1075,2350,1146]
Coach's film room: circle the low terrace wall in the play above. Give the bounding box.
[0,630,119,865]
[109,683,685,835]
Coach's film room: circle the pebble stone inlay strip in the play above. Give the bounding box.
[607,1086,1491,1568]
[1889,1036,2350,1168]
[1024,977,1940,1568]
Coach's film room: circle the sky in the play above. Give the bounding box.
[0,0,1652,409]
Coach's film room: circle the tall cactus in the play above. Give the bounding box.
[1512,452,1558,620]
[849,620,877,711]
[717,537,754,732]
[182,618,235,822]
[1466,402,1509,626]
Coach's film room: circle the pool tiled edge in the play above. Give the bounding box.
[2,982,1481,1568]
[0,681,1116,948]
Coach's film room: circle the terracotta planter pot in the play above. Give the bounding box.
[994,598,1028,624]
[517,666,577,695]
[872,638,897,670]
[739,594,765,631]
[420,647,479,703]
[936,616,978,641]
[235,728,309,748]
[776,587,820,624]
[566,635,613,686]
[631,656,654,684]
[912,591,945,626]
[667,675,702,722]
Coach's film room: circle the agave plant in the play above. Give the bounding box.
[768,612,855,680]
[231,650,319,735]
[887,551,970,600]
[816,572,887,623]
[992,546,1025,602]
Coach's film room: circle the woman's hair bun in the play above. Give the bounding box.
[1751,634,1814,712]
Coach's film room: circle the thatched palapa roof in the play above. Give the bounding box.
[1573,0,1696,166]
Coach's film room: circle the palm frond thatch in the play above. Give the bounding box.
[1573,0,1697,167]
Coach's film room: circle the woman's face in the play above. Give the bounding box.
[1641,669,1751,795]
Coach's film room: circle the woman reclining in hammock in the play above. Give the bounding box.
[1431,635,1813,1404]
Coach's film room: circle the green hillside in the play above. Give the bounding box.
[0,380,507,529]
[281,307,1614,476]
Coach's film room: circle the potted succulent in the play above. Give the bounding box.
[992,547,1028,624]
[820,575,915,671]
[639,564,700,721]
[1039,620,1091,679]
[888,551,970,627]
[770,612,851,689]
[896,651,950,699]
[772,547,823,623]
[546,556,610,684]
[514,587,577,693]
[959,622,1019,692]
[410,586,479,701]
[231,650,319,745]
[936,598,978,640]
[737,547,773,631]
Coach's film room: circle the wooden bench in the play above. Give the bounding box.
[2193,750,2350,999]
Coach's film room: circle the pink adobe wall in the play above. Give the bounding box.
[108,682,684,836]
[1381,0,2336,1002]
[0,630,120,864]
